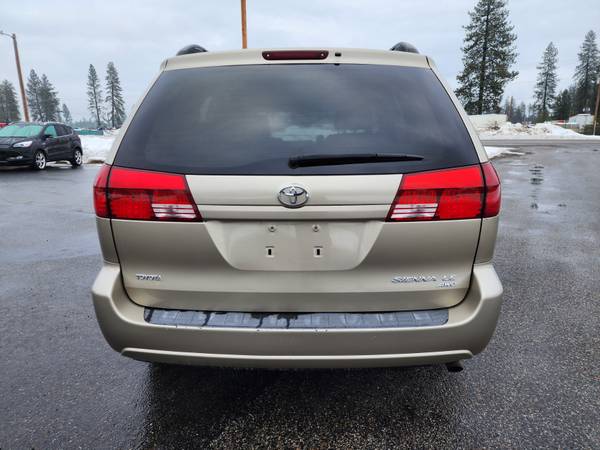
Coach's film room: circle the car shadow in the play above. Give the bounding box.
[0,163,96,178]
[0,162,76,173]
[136,363,467,448]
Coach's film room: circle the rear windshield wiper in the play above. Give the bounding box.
[288,153,424,168]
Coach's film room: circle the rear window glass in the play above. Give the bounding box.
[115,64,477,175]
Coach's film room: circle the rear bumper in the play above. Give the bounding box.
[91,263,503,368]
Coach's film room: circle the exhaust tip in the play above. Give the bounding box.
[446,361,464,373]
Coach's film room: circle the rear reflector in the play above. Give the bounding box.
[481,162,501,217]
[386,164,500,221]
[262,50,329,60]
[93,165,201,221]
[93,164,110,218]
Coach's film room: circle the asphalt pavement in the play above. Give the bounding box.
[1,143,599,449]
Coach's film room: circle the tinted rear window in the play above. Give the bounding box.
[115,64,477,175]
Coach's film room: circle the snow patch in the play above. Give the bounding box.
[484,146,523,159]
[468,114,507,130]
[480,122,599,139]
[80,130,118,163]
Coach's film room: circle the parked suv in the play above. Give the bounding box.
[0,122,83,170]
[92,46,503,371]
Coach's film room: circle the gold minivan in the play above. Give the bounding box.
[92,45,503,371]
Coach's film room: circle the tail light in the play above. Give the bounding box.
[93,165,202,221]
[481,162,501,216]
[386,163,500,222]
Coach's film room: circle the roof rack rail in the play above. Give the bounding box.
[390,42,419,54]
[176,44,208,56]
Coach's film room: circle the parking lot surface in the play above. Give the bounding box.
[1,144,599,448]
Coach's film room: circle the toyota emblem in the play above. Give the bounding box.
[277,185,309,208]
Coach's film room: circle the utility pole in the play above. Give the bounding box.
[593,81,600,136]
[0,31,29,122]
[240,0,248,49]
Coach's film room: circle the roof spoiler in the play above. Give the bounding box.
[176,44,208,56]
[390,42,419,54]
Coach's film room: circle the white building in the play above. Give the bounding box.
[568,114,594,128]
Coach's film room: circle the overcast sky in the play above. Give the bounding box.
[1,0,598,120]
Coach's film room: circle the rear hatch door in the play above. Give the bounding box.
[109,62,483,312]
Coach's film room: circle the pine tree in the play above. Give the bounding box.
[513,101,526,123]
[526,103,536,123]
[26,69,43,121]
[87,64,103,128]
[553,89,572,121]
[0,84,7,122]
[568,85,578,116]
[455,0,518,114]
[38,74,60,121]
[503,95,515,122]
[0,80,21,122]
[573,30,599,113]
[62,103,72,124]
[105,62,126,128]
[533,42,559,122]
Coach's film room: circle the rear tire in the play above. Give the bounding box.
[32,150,47,170]
[70,148,83,168]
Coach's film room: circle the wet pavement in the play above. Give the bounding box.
[1,144,599,448]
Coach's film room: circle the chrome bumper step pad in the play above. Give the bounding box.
[144,308,448,329]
